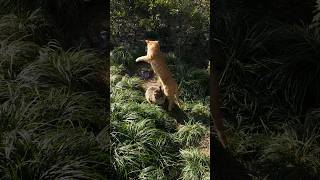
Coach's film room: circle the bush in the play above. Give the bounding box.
[111,0,209,66]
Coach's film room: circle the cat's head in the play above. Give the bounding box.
[145,40,159,44]
[145,40,160,52]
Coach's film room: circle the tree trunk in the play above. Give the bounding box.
[210,61,227,148]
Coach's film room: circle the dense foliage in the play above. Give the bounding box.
[0,1,113,179]
[111,0,209,67]
[214,0,320,179]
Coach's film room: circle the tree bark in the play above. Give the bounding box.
[210,61,227,148]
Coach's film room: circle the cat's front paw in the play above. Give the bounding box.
[135,57,142,62]
[136,56,147,62]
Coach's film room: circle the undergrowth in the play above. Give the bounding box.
[0,2,112,179]
[214,4,320,179]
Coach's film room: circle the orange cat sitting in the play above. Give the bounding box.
[136,40,180,111]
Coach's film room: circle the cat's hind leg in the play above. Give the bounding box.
[168,96,175,111]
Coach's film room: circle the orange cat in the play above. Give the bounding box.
[136,40,180,111]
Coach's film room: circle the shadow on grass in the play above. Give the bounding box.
[189,112,210,126]
[165,103,188,126]
[168,103,210,126]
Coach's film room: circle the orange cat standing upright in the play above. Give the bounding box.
[136,40,180,111]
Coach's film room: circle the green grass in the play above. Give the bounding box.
[180,148,210,180]
[0,128,110,179]
[138,166,166,180]
[173,121,207,147]
[0,5,112,178]
[110,52,210,179]
[214,9,320,179]
[109,7,211,180]
[18,41,105,91]
[110,46,135,68]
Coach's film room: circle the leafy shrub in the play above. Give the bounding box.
[110,46,134,67]
[111,0,209,66]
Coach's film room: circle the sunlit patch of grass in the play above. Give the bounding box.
[110,46,135,67]
[111,88,145,103]
[180,148,210,180]
[110,74,122,86]
[138,166,166,180]
[111,100,177,133]
[110,64,125,75]
[110,65,125,87]
[111,114,180,178]
[173,121,207,147]
[114,75,143,91]
[181,100,210,124]
[189,102,210,117]
[111,115,180,178]
[113,142,151,178]
[113,118,158,144]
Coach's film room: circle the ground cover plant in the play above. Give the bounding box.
[214,0,320,179]
[110,0,211,179]
[0,0,210,179]
[0,1,115,179]
[110,54,210,180]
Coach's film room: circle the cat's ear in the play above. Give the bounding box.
[145,40,149,44]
